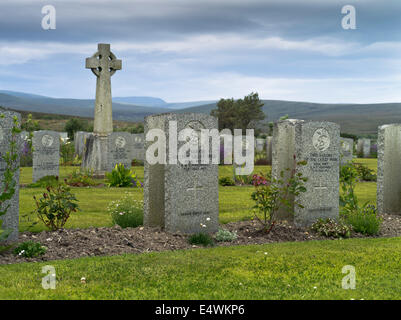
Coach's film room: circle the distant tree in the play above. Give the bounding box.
[64,118,89,140]
[279,114,289,121]
[211,92,265,132]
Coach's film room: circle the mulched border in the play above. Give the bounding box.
[1,214,400,265]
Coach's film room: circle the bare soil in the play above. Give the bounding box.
[1,214,400,265]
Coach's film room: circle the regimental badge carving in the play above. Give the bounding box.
[42,134,54,147]
[312,128,330,152]
[115,136,126,148]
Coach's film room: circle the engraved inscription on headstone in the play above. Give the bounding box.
[107,132,133,171]
[273,120,339,226]
[32,130,60,182]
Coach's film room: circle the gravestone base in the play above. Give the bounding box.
[81,133,109,178]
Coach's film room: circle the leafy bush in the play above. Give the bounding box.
[28,175,60,188]
[219,176,235,186]
[354,163,377,181]
[215,228,238,242]
[108,193,143,228]
[311,218,352,238]
[13,241,46,258]
[60,142,76,166]
[33,182,80,231]
[251,158,307,233]
[106,163,142,188]
[188,233,215,247]
[339,163,360,215]
[343,204,382,235]
[66,169,98,187]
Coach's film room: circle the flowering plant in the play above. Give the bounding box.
[251,157,307,233]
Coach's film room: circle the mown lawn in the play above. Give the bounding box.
[1,237,400,299]
[18,160,377,232]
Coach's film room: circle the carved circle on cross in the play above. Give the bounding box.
[312,128,330,152]
[89,51,119,77]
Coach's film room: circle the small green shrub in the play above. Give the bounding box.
[108,192,143,228]
[33,182,80,231]
[28,175,59,188]
[188,233,215,247]
[219,177,235,186]
[215,228,238,242]
[311,218,352,238]
[106,163,142,188]
[354,163,377,181]
[344,204,382,235]
[60,142,75,166]
[66,169,98,187]
[13,241,46,258]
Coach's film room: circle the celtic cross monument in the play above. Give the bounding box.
[86,43,122,134]
[82,43,122,176]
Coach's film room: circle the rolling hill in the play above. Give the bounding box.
[1,90,400,135]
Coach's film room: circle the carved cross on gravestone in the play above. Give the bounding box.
[187,180,203,203]
[86,43,122,135]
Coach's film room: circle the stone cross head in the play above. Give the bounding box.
[85,43,122,77]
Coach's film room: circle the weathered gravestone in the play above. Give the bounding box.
[0,110,21,241]
[255,138,265,152]
[266,136,273,165]
[32,130,60,182]
[340,137,354,164]
[144,113,219,234]
[74,131,91,157]
[357,138,371,158]
[272,119,339,226]
[377,124,401,215]
[107,132,134,171]
[82,43,122,176]
[132,133,145,161]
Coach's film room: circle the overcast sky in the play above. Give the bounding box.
[0,0,400,103]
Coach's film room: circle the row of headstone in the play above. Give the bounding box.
[80,132,145,174]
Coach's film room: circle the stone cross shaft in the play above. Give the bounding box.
[86,43,122,135]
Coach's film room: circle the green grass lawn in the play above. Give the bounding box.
[1,237,400,299]
[3,158,398,300]
[18,161,377,232]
